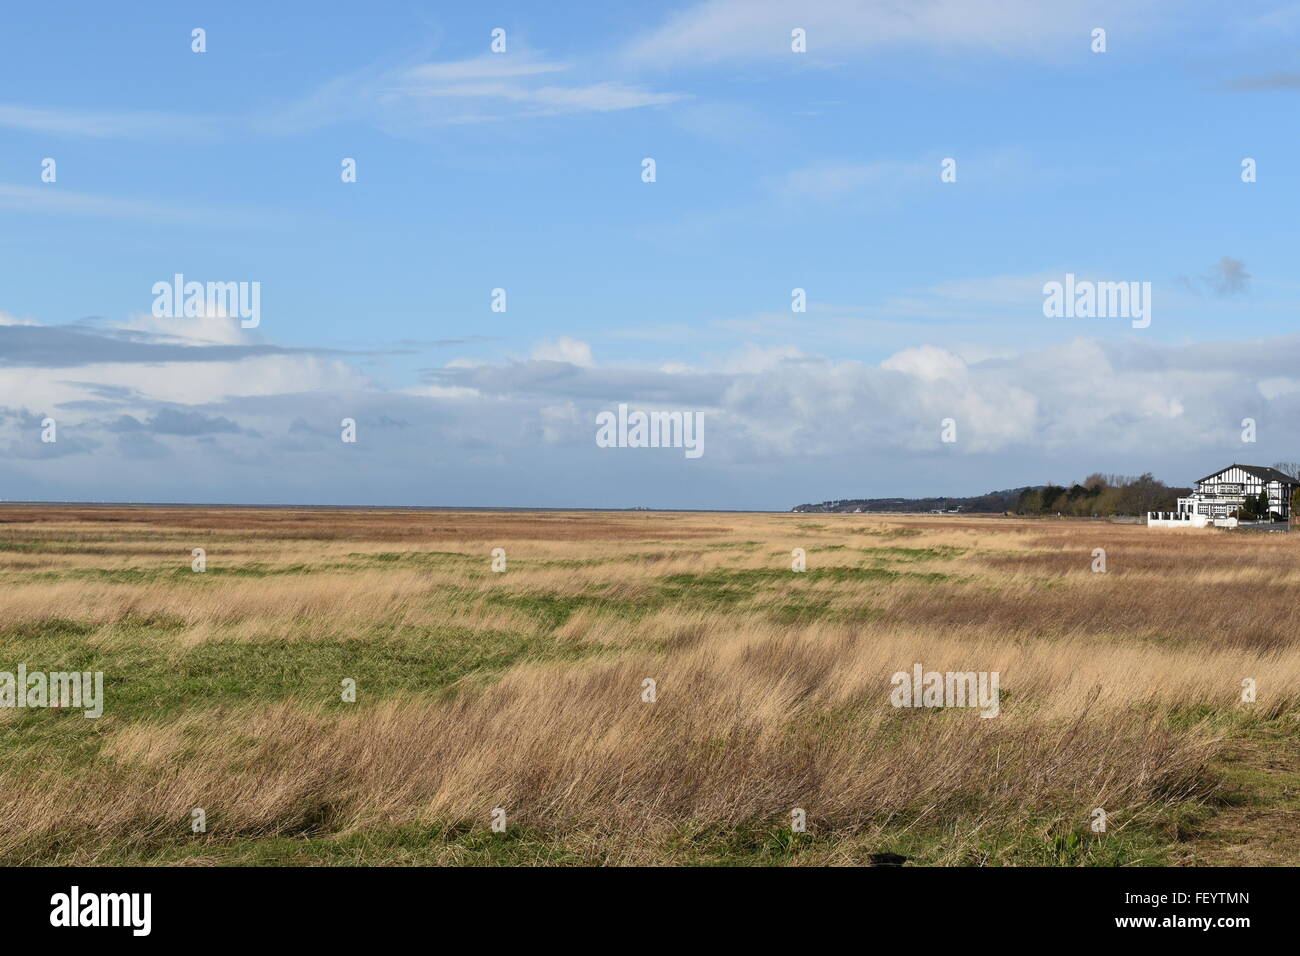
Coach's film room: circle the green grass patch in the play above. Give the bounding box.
[0,621,595,731]
[858,545,966,562]
[656,567,953,606]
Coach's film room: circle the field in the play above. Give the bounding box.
[0,506,1296,866]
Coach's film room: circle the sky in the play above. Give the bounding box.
[2,0,1300,509]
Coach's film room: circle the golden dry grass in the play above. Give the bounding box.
[0,507,1295,865]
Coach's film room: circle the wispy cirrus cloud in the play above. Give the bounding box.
[0,104,221,138]
[0,184,284,228]
[263,53,688,134]
[623,0,1162,67]
[0,184,201,222]
[773,147,1036,205]
[402,55,572,82]
[1224,71,1300,91]
[774,159,926,203]
[0,321,341,369]
[2,51,686,144]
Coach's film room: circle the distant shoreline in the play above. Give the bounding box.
[0,500,782,515]
[0,502,1121,519]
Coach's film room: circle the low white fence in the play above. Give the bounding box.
[1147,511,1208,527]
[1146,512,1236,528]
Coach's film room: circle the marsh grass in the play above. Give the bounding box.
[0,506,1295,865]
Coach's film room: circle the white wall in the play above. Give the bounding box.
[1147,512,1208,528]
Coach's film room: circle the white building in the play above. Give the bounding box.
[1149,464,1298,527]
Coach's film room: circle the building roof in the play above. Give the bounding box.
[1196,464,1299,485]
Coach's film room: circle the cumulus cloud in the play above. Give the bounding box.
[422,333,1300,463]
[4,303,1300,507]
[531,337,595,367]
[106,408,249,437]
[115,311,261,347]
[0,323,281,368]
[0,316,367,432]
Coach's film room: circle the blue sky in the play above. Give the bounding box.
[3,0,1300,508]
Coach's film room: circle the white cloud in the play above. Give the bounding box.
[114,311,259,348]
[5,301,1299,507]
[267,55,687,133]
[532,337,595,367]
[0,314,364,418]
[880,344,969,382]
[401,383,480,400]
[719,343,807,373]
[404,57,573,82]
[426,332,1300,463]
[0,355,363,414]
[1258,376,1300,400]
[384,63,687,122]
[0,53,679,142]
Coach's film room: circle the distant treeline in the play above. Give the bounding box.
[1014,473,1188,516]
[792,473,1188,516]
[792,488,1027,514]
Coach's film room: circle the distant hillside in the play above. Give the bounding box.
[792,487,1030,514]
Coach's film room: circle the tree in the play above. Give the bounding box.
[1040,484,1067,513]
[1017,489,1043,514]
[1013,473,1183,517]
[1117,473,1166,515]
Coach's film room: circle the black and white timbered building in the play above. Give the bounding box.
[1176,464,1298,521]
